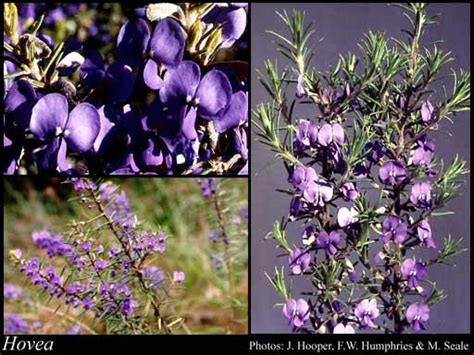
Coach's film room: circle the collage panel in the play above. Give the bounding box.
[4,177,248,334]
[4,3,248,176]
[251,3,470,334]
[1,0,473,352]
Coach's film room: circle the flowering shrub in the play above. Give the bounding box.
[254,4,470,333]
[4,3,248,175]
[196,178,248,327]
[6,178,185,334]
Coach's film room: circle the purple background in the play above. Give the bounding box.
[251,3,470,333]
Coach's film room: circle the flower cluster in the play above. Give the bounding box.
[256,5,469,334]
[8,178,185,334]
[4,3,248,175]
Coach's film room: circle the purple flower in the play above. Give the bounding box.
[66,325,81,335]
[365,141,384,163]
[291,167,333,206]
[303,181,334,207]
[172,271,185,283]
[296,74,305,98]
[353,163,368,179]
[197,178,217,198]
[289,248,311,275]
[412,135,435,167]
[32,230,72,258]
[148,18,185,68]
[406,303,430,332]
[290,166,318,191]
[337,207,359,228]
[282,298,310,328]
[116,18,150,68]
[381,216,407,244]
[420,101,435,124]
[143,266,164,288]
[143,232,166,253]
[5,79,38,130]
[417,220,436,248]
[341,182,359,201]
[317,123,344,147]
[159,61,232,120]
[29,94,100,172]
[410,182,432,209]
[4,313,30,334]
[121,299,139,317]
[4,283,23,300]
[289,197,302,221]
[295,119,318,147]
[379,160,406,185]
[316,231,340,257]
[354,299,379,328]
[210,252,223,269]
[301,226,316,246]
[203,4,247,49]
[94,259,107,272]
[401,258,427,290]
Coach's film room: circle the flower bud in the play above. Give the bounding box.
[4,3,19,44]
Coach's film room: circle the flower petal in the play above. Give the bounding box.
[213,91,247,133]
[196,69,232,119]
[5,79,37,129]
[149,18,185,68]
[159,61,200,104]
[117,18,150,68]
[30,94,69,139]
[143,59,164,90]
[106,62,135,104]
[65,103,100,153]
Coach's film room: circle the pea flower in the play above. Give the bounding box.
[333,323,355,334]
[381,216,407,244]
[401,258,427,290]
[121,299,139,316]
[316,231,340,257]
[172,271,185,283]
[290,166,318,191]
[289,248,311,275]
[341,182,359,201]
[159,61,232,121]
[148,18,185,68]
[116,18,150,68]
[4,313,30,334]
[304,180,334,207]
[406,303,430,332]
[412,135,435,167]
[354,299,379,328]
[29,93,100,172]
[203,4,247,49]
[4,284,23,300]
[295,119,318,147]
[417,220,436,248]
[365,141,384,163]
[420,101,435,124]
[337,207,359,228]
[296,74,305,98]
[410,182,432,209]
[379,160,406,185]
[317,123,344,147]
[282,298,310,328]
